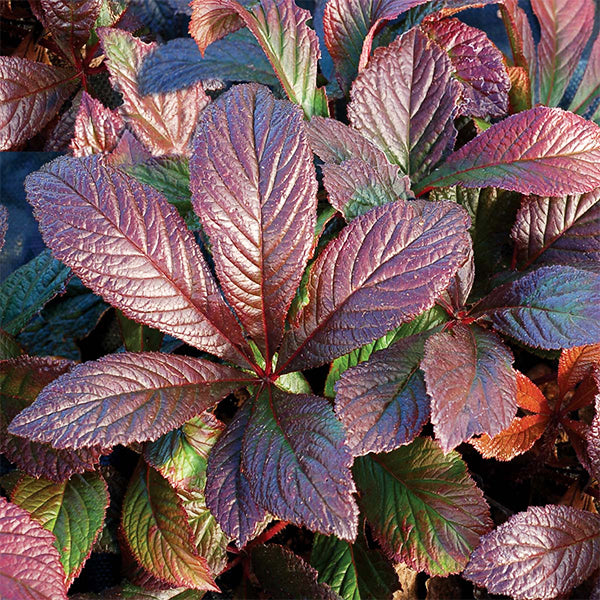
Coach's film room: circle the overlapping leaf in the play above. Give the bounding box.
[25,155,251,364]
[0,496,67,600]
[569,34,600,117]
[348,28,460,180]
[0,331,21,360]
[559,344,600,398]
[464,505,600,600]
[277,200,470,373]
[12,473,108,585]
[416,107,600,195]
[500,0,536,75]
[353,438,491,575]
[243,388,358,540]
[190,84,317,360]
[9,352,251,450]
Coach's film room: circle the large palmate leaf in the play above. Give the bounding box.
[99,28,209,156]
[354,438,491,575]
[0,57,78,150]
[348,27,460,180]
[532,0,594,107]
[511,191,600,269]
[243,388,358,540]
[12,473,108,585]
[417,107,600,195]
[190,0,327,118]
[25,155,251,364]
[191,84,317,360]
[464,505,600,600]
[205,402,267,547]
[335,333,431,456]
[9,352,251,450]
[558,344,600,397]
[422,323,517,452]
[0,496,67,600]
[473,265,600,349]
[122,462,219,591]
[277,200,470,373]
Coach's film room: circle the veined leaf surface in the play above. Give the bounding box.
[558,344,600,397]
[500,0,536,74]
[569,34,600,117]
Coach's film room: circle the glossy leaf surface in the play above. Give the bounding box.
[464,505,600,600]
[354,438,491,575]
[243,388,358,540]
[9,352,250,450]
[558,344,600,397]
[417,107,600,195]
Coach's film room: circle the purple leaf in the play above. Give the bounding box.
[205,402,267,547]
[349,28,460,180]
[532,0,594,107]
[422,18,510,118]
[464,505,600,600]
[9,352,252,450]
[98,28,210,156]
[422,323,517,452]
[473,265,600,350]
[242,388,358,540]
[334,333,431,456]
[0,57,78,150]
[500,0,536,75]
[442,243,474,309]
[417,107,600,196]
[190,84,317,360]
[277,200,470,373]
[25,155,251,364]
[588,368,600,482]
[569,34,600,116]
[511,191,600,269]
[0,205,7,253]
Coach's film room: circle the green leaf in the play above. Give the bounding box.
[116,310,164,352]
[0,329,21,359]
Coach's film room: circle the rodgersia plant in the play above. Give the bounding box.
[1,0,600,598]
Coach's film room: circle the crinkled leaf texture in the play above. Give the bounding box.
[348,27,460,180]
[422,323,517,452]
[278,200,471,373]
[473,265,600,350]
[354,438,491,575]
[24,155,251,365]
[9,352,251,450]
[464,505,600,600]
[191,84,317,360]
[11,473,108,586]
[559,344,600,398]
[0,57,77,150]
[0,496,67,600]
[243,388,358,540]
[417,107,600,195]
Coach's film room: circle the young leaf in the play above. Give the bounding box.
[348,27,460,180]
[472,265,600,350]
[278,200,470,373]
[416,107,600,195]
[335,333,431,456]
[98,28,210,156]
[0,57,78,150]
[9,352,251,450]
[464,505,600,600]
[422,323,517,452]
[0,496,67,600]
[243,388,358,540]
[122,461,219,591]
[12,473,108,586]
[25,155,251,364]
[559,344,600,397]
[500,0,536,74]
[532,0,594,107]
[353,438,491,576]
[190,84,317,360]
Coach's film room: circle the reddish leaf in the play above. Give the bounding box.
[532,0,594,107]
[0,205,7,253]
[417,107,600,196]
[9,352,251,450]
[464,505,600,600]
[508,65,533,112]
[570,34,600,116]
[98,28,209,156]
[515,371,551,414]
[25,155,251,364]
[0,496,67,600]
[278,200,470,373]
[422,323,517,452]
[589,371,600,481]
[190,84,317,360]
[70,91,124,157]
[442,243,474,309]
[348,27,460,180]
[558,344,600,397]
[0,57,78,150]
[499,0,536,74]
